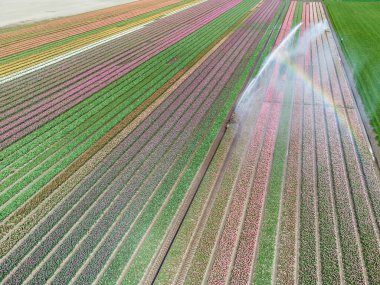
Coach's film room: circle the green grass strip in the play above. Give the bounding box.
[324,1,380,145]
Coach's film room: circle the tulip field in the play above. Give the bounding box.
[158,1,380,284]
[0,0,379,284]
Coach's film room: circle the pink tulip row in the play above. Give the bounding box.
[229,5,297,283]
[206,2,295,283]
[0,0,226,105]
[274,3,305,282]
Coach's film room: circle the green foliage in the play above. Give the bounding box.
[325,1,380,145]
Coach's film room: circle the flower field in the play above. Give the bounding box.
[1,0,379,284]
[0,0,285,283]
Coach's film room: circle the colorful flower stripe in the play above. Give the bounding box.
[0,4,213,108]
[251,2,302,284]
[0,4,246,262]
[0,0,161,42]
[0,0,206,76]
[120,0,284,282]
[233,3,299,285]
[3,0,243,233]
[156,1,289,283]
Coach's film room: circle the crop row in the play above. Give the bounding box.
[207,2,294,283]
[0,0,233,146]
[0,1,204,99]
[315,3,346,283]
[3,40,229,283]
[104,7,288,278]
[155,121,236,284]
[2,17,230,282]
[297,2,380,284]
[319,7,367,283]
[252,2,301,284]
[0,2,215,107]
[0,1,206,78]
[155,0,287,279]
[298,3,319,284]
[0,17,235,246]
[49,4,274,281]
[154,0,288,282]
[230,4,297,283]
[272,2,304,284]
[87,31,239,285]
[59,0,284,282]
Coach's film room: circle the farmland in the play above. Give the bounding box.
[1,0,380,284]
[324,0,380,147]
